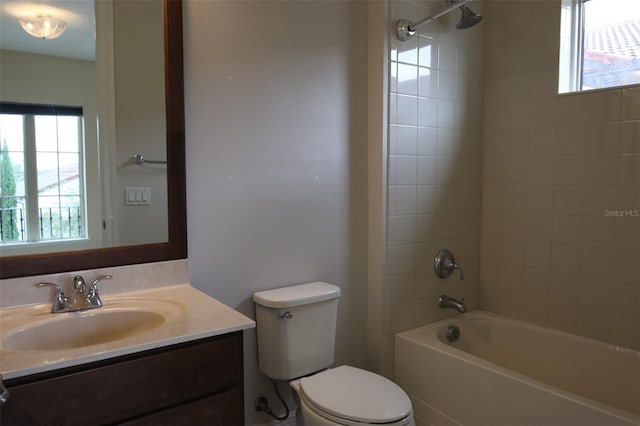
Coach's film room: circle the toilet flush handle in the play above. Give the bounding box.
[279,311,293,320]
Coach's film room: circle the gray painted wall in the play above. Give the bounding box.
[113,0,167,246]
[183,1,369,423]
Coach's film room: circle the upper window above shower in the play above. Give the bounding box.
[558,0,640,93]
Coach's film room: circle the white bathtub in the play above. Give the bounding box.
[395,311,640,426]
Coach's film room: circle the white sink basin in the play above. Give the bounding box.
[0,299,183,352]
[3,310,165,351]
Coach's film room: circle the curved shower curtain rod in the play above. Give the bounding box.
[397,0,474,41]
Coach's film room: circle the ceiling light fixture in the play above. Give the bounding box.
[19,15,67,40]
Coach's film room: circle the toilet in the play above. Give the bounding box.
[253,282,415,426]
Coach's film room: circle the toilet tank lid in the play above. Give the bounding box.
[253,282,341,308]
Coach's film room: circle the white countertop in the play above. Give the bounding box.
[0,284,255,380]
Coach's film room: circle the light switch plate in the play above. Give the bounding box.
[125,187,151,206]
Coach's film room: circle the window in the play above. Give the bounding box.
[559,0,640,93]
[0,102,86,245]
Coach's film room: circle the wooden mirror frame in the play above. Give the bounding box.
[0,0,186,279]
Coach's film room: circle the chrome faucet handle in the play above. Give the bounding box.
[89,275,112,293]
[86,275,112,307]
[36,282,70,313]
[73,275,87,293]
[448,260,464,280]
[434,249,465,280]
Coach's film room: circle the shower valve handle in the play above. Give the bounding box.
[434,249,465,280]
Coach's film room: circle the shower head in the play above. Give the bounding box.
[456,5,483,29]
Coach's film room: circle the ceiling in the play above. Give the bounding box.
[0,0,95,61]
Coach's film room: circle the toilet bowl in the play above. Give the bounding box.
[290,366,415,426]
[253,282,415,426]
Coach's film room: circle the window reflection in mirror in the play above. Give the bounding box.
[0,0,168,257]
[0,103,88,246]
[0,48,101,256]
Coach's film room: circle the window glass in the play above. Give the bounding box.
[582,0,640,90]
[0,105,85,245]
[559,0,640,93]
[58,153,81,197]
[35,116,59,152]
[57,116,81,153]
[0,115,25,151]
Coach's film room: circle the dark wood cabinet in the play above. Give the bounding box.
[0,331,244,425]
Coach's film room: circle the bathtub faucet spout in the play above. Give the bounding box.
[438,295,467,313]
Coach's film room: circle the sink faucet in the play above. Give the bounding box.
[36,275,112,313]
[438,295,467,313]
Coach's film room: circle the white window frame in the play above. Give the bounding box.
[559,0,585,93]
[0,102,91,251]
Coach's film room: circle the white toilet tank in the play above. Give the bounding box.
[253,282,341,381]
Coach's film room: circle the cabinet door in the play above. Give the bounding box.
[121,388,243,426]
[0,332,243,425]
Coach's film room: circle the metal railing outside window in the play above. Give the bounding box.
[0,206,83,242]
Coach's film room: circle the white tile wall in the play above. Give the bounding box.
[388,0,637,391]
[386,0,485,375]
[480,0,640,350]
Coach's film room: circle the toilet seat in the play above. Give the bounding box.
[298,365,412,425]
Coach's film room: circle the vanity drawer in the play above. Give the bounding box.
[0,332,243,425]
[122,388,243,426]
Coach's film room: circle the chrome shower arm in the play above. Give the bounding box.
[397,0,473,41]
[413,0,472,29]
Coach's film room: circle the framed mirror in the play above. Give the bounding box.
[0,0,186,279]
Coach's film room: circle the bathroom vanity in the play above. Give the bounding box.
[0,284,255,425]
[1,332,242,425]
